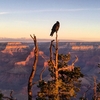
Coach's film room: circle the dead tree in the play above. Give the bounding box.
[28,34,39,100]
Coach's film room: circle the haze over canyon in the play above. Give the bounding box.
[0,42,100,99]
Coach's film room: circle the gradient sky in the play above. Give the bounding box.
[0,0,100,41]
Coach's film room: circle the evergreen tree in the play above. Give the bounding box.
[36,31,83,100]
[36,53,83,100]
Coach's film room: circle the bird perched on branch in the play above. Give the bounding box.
[50,21,60,36]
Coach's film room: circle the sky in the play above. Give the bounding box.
[0,0,100,41]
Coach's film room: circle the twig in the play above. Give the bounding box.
[72,55,78,66]
[40,66,46,81]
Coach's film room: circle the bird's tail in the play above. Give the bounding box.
[50,32,54,36]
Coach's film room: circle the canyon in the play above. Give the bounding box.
[0,42,100,99]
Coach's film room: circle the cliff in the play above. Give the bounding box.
[0,42,100,100]
[72,45,94,50]
[1,42,29,55]
[15,49,48,66]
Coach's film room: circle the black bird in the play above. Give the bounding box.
[50,21,60,36]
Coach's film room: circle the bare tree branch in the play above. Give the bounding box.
[49,40,55,62]
[58,55,78,72]
[32,65,46,86]
[28,34,39,100]
[32,51,48,86]
[40,66,46,81]
[72,55,78,66]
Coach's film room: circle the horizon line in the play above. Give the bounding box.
[0,37,100,42]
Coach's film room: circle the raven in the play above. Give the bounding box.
[50,21,60,36]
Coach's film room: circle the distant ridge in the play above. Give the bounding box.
[0,37,100,42]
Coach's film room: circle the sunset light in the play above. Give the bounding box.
[0,0,100,41]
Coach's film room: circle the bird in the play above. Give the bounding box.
[50,21,60,36]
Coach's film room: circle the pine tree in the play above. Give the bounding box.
[36,31,83,100]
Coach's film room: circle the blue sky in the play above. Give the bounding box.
[0,0,100,41]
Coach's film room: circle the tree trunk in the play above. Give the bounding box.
[28,35,39,100]
[55,32,59,100]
